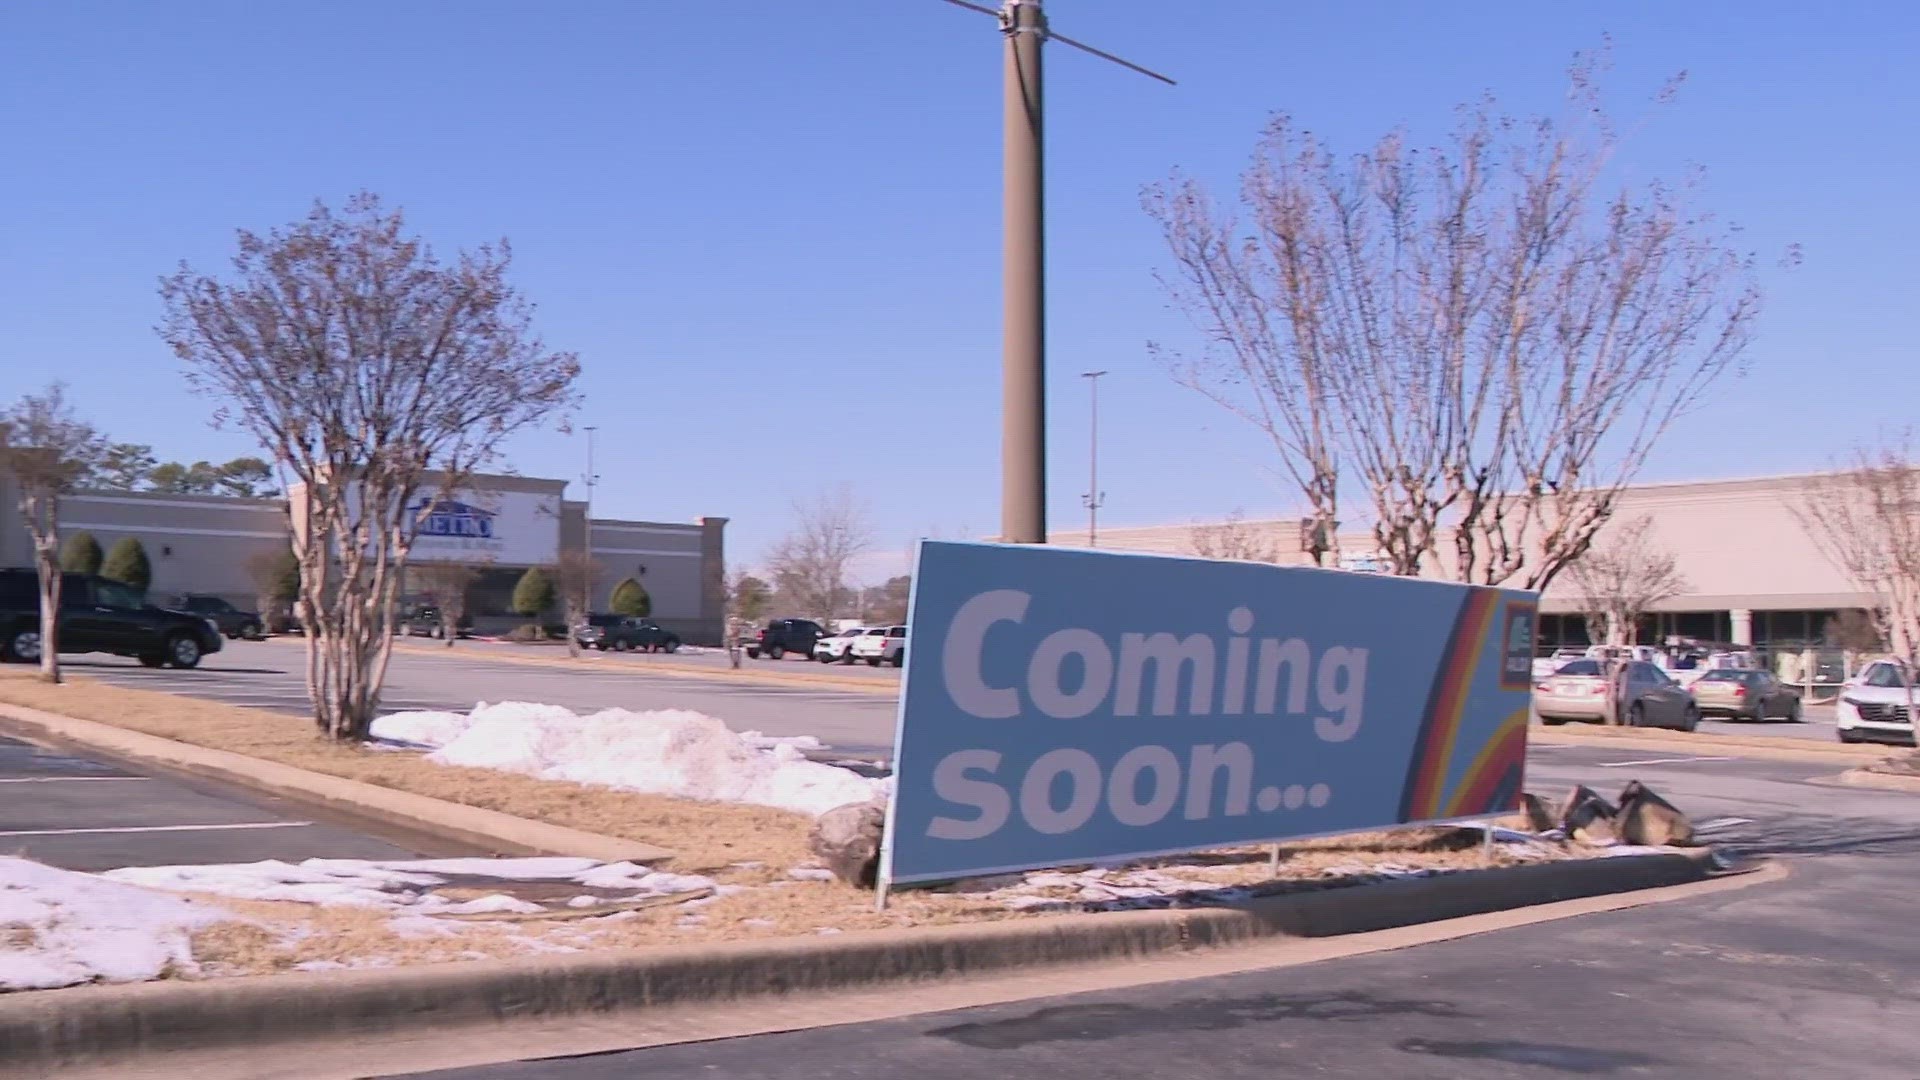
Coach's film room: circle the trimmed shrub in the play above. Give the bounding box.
[100,537,153,594]
[609,577,651,617]
[510,566,555,623]
[60,532,104,575]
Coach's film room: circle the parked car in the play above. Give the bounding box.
[850,624,907,668]
[171,594,265,641]
[813,626,870,664]
[1533,658,1699,730]
[575,614,681,653]
[745,618,826,660]
[1688,668,1802,723]
[400,605,473,639]
[0,569,224,669]
[1836,659,1918,745]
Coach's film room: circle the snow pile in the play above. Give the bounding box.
[102,857,714,915]
[0,856,230,991]
[370,702,884,816]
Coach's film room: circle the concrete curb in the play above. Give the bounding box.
[0,703,671,864]
[1531,723,1887,763]
[1834,766,1920,793]
[0,848,1723,1073]
[267,636,902,695]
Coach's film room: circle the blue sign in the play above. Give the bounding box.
[881,542,1537,887]
[414,499,497,540]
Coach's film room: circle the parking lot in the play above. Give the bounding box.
[0,733,444,872]
[70,640,903,756]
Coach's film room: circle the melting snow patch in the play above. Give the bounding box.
[0,857,231,992]
[786,868,836,882]
[101,857,716,916]
[369,702,883,816]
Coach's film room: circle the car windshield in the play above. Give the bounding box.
[1864,664,1911,689]
[1554,660,1602,676]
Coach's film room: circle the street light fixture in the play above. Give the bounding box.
[1081,370,1107,547]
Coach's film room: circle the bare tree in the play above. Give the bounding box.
[1189,510,1283,563]
[1795,442,1920,688]
[0,385,108,682]
[549,551,600,657]
[1145,50,1763,592]
[766,488,872,626]
[1564,515,1688,647]
[409,562,484,646]
[158,194,580,740]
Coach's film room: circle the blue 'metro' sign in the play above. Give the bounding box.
[414,499,497,540]
[880,542,1537,887]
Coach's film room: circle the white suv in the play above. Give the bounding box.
[1836,660,1918,745]
[812,627,868,664]
[850,624,906,668]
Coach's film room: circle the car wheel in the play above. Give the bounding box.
[745,648,760,659]
[1838,728,1860,744]
[137,654,166,668]
[1681,706,1700,732]
[241,622,264,641]
[892,652,905,669]
[1789,699,1803,723]
[166,634,203,670]
[662,639,679,654]
[767,645,785,660]
[1627,703,1645,728]
[1539,715,1569,726]
[816,652,831,663]
[866,657,882,667]
[4,628,41,664]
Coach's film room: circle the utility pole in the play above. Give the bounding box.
[938,0,1171,547]
[1001,0,1047,544]
[1080,370,1106,547]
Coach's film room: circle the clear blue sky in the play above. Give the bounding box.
[3,1,1914,581]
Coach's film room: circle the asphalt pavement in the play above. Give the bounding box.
[0,734,443,871]
[68,640,902,756]
[392,746,1920,1079]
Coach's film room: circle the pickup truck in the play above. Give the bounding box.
[1,569,225,669]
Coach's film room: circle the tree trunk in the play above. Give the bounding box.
[34,552,60,684]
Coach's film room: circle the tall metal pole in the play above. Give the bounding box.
[1081,370,1106,547]
[1001,0,1047,544]
[583,425,597,613]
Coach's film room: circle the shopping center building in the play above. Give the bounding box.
[0,470,729,645]
[1054,473,1870,653]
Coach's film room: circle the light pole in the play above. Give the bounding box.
[1080,370,1106,547]
[583,426,598,614]
[937,0,1171,546]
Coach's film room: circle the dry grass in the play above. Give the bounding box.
[0,670,810,871]
[2,667,1603,979]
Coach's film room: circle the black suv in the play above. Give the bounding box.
[575,614,681,653]
[172,594,265,640]
[1,570,225,669]
[745,618,825,660]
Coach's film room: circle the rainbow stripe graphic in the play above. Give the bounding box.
[1397,589,1528,822]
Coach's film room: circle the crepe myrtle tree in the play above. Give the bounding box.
[1145,48,1768,591]
[0,384,109,683]
[158,194,581,740]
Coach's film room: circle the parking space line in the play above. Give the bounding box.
[0,776,150,784]
[0,821,313,838]
[1596,756,1735,768]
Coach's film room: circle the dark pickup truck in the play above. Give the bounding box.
[1,569,226,669]
[745,618,825,660]
[575,614,681,653]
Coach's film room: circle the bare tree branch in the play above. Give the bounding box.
[1188,510,1283,563]
[0,384,109,682]
[766,488,873,626]
[1145,49,1762,591]
[157,194,581,739]
[1794,440,1920,669]
[1564,515,1688,646]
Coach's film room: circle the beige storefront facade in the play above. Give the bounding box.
[1,470,730,645]
[1053,473,1869,652]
